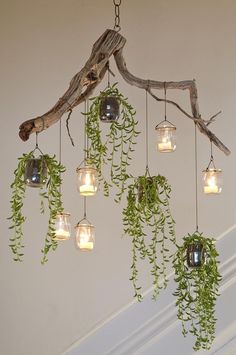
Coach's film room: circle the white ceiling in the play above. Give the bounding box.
[0,1,236,354]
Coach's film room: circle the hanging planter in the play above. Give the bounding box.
[173,232,222,351]
[100,96,119,122]
[8,150,65,263]
[24,157,47,187]
[85,83,140,200]
[186,240,206,268]
[123,173,176,301]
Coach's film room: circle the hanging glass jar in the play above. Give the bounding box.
[24,157,47,187]
[54,213,71,241]
[186,242,206,268]
[202,168,222,194]
[75,218,95,251]
[155,120,176,152]
[100,96,119,122]
[76,164,98,196]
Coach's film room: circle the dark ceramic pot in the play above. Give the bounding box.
[138,177,154,203]
[100,97,119,122]
[24,158,47,187]
[186,242,205,268]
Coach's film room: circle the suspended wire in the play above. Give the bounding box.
[59,118,62,164]
[206,140,216,170]
[36,132,39,148]
[145,88,150,175]
[59,118,62,194]
[83,99,87,219]
[66,109,75,146]
[84,100,87,161]
[107,61,111,88]
[83,196,87,219]
[164,81,167,121]
[194,123,199,233]
[33,132,43,155]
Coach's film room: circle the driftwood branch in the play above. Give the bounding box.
[19,29,230,156]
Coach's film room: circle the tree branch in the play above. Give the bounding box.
[114,48,230,155]
[19,29,230,156]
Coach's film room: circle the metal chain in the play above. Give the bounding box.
[113,0,121,32]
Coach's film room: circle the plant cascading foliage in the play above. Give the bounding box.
[8,151,65,264]
[173,232,222,351]
[85,83,140,201]
[123,173,176,301]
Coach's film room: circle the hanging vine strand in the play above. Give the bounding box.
[18,29,230,156]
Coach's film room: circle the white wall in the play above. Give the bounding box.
[0,1,235,354]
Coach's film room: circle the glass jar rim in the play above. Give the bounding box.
[202,168,222,173]
[76,166,97,173]
[56,212,71,217]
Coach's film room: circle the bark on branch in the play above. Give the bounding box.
[19,29,230,156]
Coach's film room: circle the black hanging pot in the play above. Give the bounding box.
[138,177,155,204]
[186,242,205,268]
[24,157,47,187]
[100,96,119,122]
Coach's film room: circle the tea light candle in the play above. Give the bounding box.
[158,141,172,152]
[204,185,219,194]
[79,185,97,194]
[54,229,70,240]
[79,242,94,251]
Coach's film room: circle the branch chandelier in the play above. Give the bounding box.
[9,0,229,351]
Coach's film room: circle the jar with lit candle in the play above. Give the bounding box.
[155,120,176,153]
[100,96,119,122]
[76,165,98,196]
[54,212,71,241]
[75,219,95,251]
[202,168,222,194]
[24,157,47,187]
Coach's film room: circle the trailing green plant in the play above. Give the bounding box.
[173,232,222,351]
[8,151,65,264]
[122,173,176,301]
[85,83,140,201]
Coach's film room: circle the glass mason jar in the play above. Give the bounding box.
[76,165,98,196]
[100,97,119,122]
[155,120,176,152]
[186,242,205,268]
[202,168,222,194]
[24,157,47,187]
[75,219,95,251]
[54,213,71,241]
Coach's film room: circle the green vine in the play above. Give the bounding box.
[41,155,65,264]
[123,173,176,301]
[173,232,222,351]
[8,152,65,264]
[86,83,140,200]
